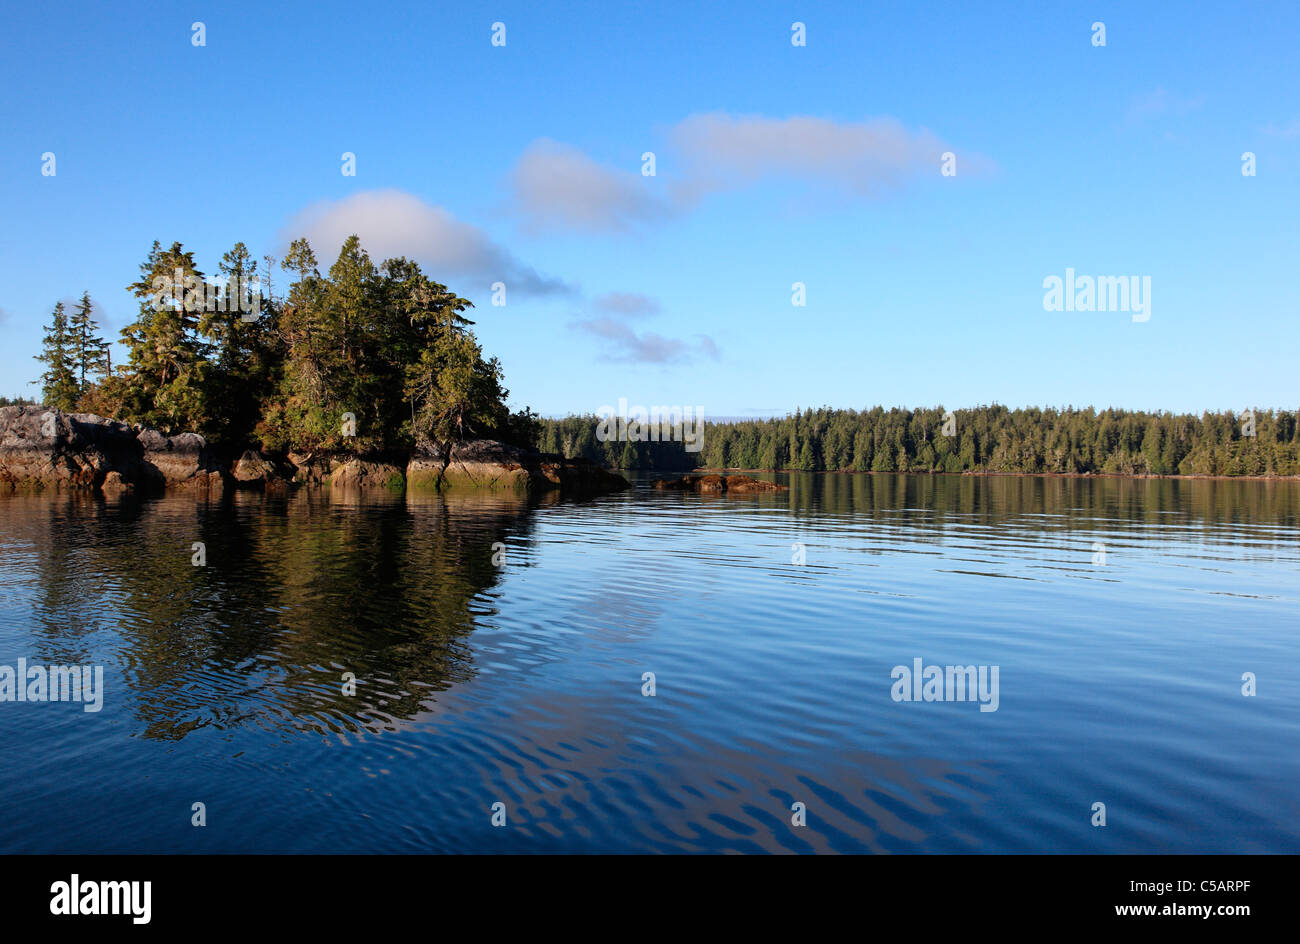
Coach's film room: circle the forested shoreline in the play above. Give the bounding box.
[22,246,1299,480]
[540,406,1300,477]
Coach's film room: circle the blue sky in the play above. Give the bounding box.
[1,0,1297,417]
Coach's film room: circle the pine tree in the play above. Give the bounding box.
[68,291,110,398]
[34,301,79,410]
[196,242,281,447]
[796,438,816,470]
[119,241,212,433]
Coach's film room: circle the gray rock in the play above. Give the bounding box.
[408,439,628,493]
[138,428,212,486]
[232,449,279,484]
[0,406,220,492]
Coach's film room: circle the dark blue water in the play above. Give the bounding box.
[1,473,1297,853]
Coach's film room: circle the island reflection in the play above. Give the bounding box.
[5,488,576,740]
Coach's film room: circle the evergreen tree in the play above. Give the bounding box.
[35,301,78,410]
[117,241,212,433]
[68,291,110,399]
[201,242,280,446]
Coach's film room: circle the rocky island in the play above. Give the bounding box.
[16,236,635,499]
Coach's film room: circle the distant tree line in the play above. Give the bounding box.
[30,236,539,456]
[539,406,1300,476]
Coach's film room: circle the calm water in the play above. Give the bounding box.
[1,473,1297,853]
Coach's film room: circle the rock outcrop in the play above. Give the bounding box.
[409,440,629,494]
[287,451,331,485]
[0,408,126,488]
[329,459,406,490]
[232,450,280,485]
[652,473,786,493]
[0,406,221,493]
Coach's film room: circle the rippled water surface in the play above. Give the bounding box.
[1,473,1297,853]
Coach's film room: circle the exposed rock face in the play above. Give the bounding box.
[652,473,787,493]
[0,406,222,493]
[0,408,130,489]
[232,450,280,485]
[409,440,530,491]
[137,428,215,488]
[329,459,406,490]
[288,451,331,485]
[409,440,628,494]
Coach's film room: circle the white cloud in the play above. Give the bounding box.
[669,112,953,202]
[506,114,974,232]
[282,190,574,297]
[508,138,669,234]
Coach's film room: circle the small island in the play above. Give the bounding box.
[7,235,627,496]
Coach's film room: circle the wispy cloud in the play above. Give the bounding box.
[508,139,669,234]
[570,291,717,364]
[506,112,981,234]
[282,190,575,297]
[571,317,719,365]
[668,112,956,203]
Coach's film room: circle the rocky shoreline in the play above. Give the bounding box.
[0,406,628,496]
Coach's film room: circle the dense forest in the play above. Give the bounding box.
[26,249,1297,478]
[29,236,539,457]
[539,406,1300,476]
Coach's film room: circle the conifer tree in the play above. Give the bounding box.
[35,301,79,410]
[119,241,211,433]
[68,291,110,398]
